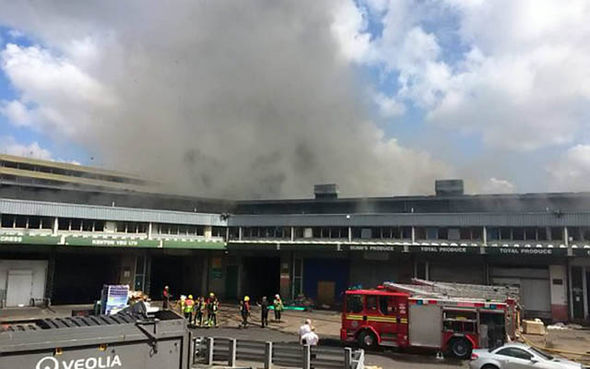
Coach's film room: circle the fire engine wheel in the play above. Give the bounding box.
[449,338,472,359]
[357,330,377,349]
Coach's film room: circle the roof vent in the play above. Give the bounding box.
[314,184,339,200]
[435,179,464,196]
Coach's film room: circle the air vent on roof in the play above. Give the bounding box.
[314,184,339,199]
[435,179,464,196]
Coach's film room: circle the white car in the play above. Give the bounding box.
[469,343,583,369]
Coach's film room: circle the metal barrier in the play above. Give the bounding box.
[193,336,364,369]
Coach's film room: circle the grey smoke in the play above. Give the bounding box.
[0,0,451,198]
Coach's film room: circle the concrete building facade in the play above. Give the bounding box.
[0,157,589,322]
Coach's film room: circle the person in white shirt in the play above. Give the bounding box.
[298,319,312,343]
[301,327,319,346]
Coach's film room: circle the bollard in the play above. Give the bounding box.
[302,344,311,369]
[228,338,237,367]
[207,337,214,365]
[188,332,195,365]
[344,347,352,369]
[264,341,273,369]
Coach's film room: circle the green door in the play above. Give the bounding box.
[225,265,239,300]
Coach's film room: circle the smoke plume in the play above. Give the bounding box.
[0,1,451,198]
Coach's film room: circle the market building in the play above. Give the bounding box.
[0,156,589,323]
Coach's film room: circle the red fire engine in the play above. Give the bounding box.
[341,279,519,359]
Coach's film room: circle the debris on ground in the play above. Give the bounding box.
[523,318,546,335]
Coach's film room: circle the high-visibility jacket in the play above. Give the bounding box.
[184,299,195,313]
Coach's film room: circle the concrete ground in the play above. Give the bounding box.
[3,303,590,368]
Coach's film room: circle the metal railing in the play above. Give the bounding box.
[190,335,364,369]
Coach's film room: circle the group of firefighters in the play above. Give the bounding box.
[162,285,285,328]
[238,294,284,328]
[162,286,220,327]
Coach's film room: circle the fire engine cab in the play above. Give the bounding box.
[341,279,519,359]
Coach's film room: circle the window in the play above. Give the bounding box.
[512,228,524,240]
[1,214,15,228]
[366,295,379,313]
[426,227,438,240]
[415,227,426,240]
[530,347,552,360]
[550,227,563,241]
[500,227,511,240]
[379,296,396,315]
[496,348,533,360]
[346,295,363,314]
[58,218,70,230]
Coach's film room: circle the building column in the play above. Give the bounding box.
[238,227,242,241]
[148,222,153,239]
[52,217,58,236]
[204,226,212,238]
[564,227,569,247]
[280,254,291,300]
[549,265,568,322]
[45,247,56,301]
[482,226,488,246]
[348,227,352,242]
[291,227,295,241]
[411,226,416,243]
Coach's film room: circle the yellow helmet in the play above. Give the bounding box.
[244,296,250,301]
[188,294,193,299]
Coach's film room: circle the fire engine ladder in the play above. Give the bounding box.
[383,279,520,303]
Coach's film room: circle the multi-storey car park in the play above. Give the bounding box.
[0,154,589,323]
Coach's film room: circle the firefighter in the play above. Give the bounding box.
[162,285,171,309]
[239,296,251,328]
[259,296,270,328]
[207,293,219,327]
[184,295,195,324]
[273,294,284,322]
[196,296,206,326]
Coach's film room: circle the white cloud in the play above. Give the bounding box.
[373,92,405,118]
[480,177,516,194]
[0,100,33,126]
[8,29,24,39]
[548,145,590,192]
[0,43,115,137]
[334,0,590,152]
[0,136,53,160]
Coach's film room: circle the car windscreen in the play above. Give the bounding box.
[530,346,553,360]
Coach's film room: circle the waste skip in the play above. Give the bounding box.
[0,307,191,369]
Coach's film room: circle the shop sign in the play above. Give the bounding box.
[348,245,403,253]
[0,235,60,245]
[486,247,567,256]
[66,237,159,248]
[572,248,590,257]
[410,245,479,254]
[162,240,226,249]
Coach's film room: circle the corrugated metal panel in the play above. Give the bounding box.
[0,198,226,226]
[229,212,590,227]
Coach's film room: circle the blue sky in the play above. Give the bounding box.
[1,0,590,196]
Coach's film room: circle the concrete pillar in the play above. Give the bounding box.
[264,342,273,369]
[238,227,242,241]
[52,217,58,236]
[201,255,209,295]
[280,254,291,299]
[205,226,212,238]
[348,227,352,242]
[291,227,295,241]
[549,265,568,322]
[228,339,236,367]
[564,227,569,247]
[411,226,416,243]
[482,226,487,246]
[148,222,153,239]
